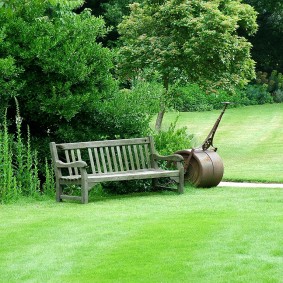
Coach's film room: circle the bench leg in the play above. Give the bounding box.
[152,179,158,190]
[81,180,89,204]
[81,170,89,204]
[56,183,63,202]
[177,167,184,194]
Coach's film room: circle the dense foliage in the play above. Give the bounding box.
[0,0,159,173]
[243,0,283,73]
[0,0,113,141]
[173,83,274,112]
[118,0,258,129]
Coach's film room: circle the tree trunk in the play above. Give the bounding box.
[155,74,169,131]
[155,108,165,131]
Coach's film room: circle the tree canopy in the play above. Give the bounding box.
[0,0,113,142]
[118,0,258,129]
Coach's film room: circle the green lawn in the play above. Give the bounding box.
[161,104,283,183]
[1,104,282,282]
[1,186,283,283]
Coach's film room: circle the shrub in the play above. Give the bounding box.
[256,70,283,93]
[273,89,283,103]
[244,84,273,105]
[153,115,194,156]
[173,82,275,112]
[173,84,248,112]
[95,80,161,139]
[173,84,213,112]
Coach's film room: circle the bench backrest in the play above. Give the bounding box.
[50,136,157,176]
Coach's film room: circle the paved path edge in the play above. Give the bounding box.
[219,181,283,188]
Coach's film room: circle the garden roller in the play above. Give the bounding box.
[175,102,230,188]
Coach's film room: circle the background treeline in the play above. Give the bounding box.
[0,0,282,202]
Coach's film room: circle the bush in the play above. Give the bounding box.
[173,82,275,112]
[273,89,283,103]
[95,80,161,139]
[173,84,213,112]
[244,84,273,105]
[256,70,283,93]
[173,84,246,112]
[153,116,194,156]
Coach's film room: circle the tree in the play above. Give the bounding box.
[118,0,258,130]
[243,0,283,73]
[0,0,113,146]
[77,0,142,46]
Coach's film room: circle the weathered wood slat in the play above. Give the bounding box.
[139,145,146,169]
[77,149,82,161]
[111,147,119,172]
[70,150,78,175]
[116,146,124,171]
[133,145,140,170]
[99,147,107,173]
[64,150,73,175]
[122,146,129,171]
[105,147,113,173]
[94,148,102,173]
[128,146,135,170]
[88,148,96,174]
[144,144,151,168]
[57,137,150,150]
[87,169,179,182]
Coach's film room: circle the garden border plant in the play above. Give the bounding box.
[0,102,55,204]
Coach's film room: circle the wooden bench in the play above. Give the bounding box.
[50,136,184,204]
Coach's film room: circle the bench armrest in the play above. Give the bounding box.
[55,160,88,168]
[152,153,184,162]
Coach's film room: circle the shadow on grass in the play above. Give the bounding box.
[60,182,198,204]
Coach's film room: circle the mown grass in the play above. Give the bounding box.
[1,186,283,283]
[161,104,283,183]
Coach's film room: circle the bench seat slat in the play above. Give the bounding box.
[59,169,179,183]
[90,169,180,182]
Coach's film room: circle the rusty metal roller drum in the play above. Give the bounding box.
[175,149,224,188]
[174,102,230,188]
